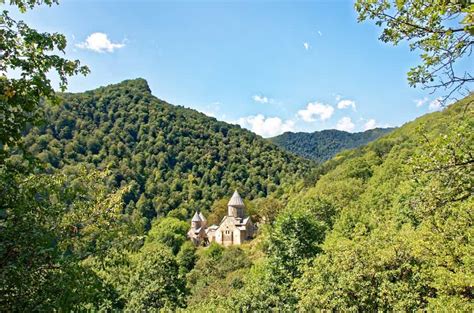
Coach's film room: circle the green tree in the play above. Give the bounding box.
[176,241,197,274]
[125,242,186,311]
[0,0,89,159]
[355,0,473,102]
[266,207,327,278]
[146,217,189,254]
[0,169,133,311]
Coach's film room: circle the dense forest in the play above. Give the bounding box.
[2,0,472,311]
[3,79,472,310]
[184,93,473,312]
[270,128,394,161]
[18,79,312,224]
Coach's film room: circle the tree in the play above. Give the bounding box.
[355,0,473,103]
[266,207,327,278]
[176,241,197,274]
[0,169,135,311]
[146,217,189,254]
[0,0,89,160]
[125,242,186,311]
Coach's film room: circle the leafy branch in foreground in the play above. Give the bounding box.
[0,0,89,159]
[355,0,473,104]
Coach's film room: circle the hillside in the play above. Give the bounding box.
[269,128,394,162]
[22,79,312,222]
[185,94,474,311]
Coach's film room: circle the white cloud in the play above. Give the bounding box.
[297,102,334,122]
[237,114,294,138]
[317,30,323,36]
[364,119,377,131]
[414,97,429,107]
[337,99,356,110]
[428,98,443,111]
[252,95,270,104]
[76,32,125,53]
[303,42,310,50]
[336,117,355,132]
[335,94,342,101]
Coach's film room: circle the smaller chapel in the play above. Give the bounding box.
[188,190,256,246]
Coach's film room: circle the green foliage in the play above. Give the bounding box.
[21,79,312,222]
[270,128,393,162]
[355,0,473,101]
[125,242,186,311]
[0,168,138,311]
[187,95,473,311]
[206,198,228,225]
[146,217,189,254]
[266,207,326,278]
[291,95,474,310]
[249,196,285,224]
[186,244,251,307]
[0,0,89,158]
[177,241,197,274]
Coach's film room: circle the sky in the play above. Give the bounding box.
[7,0,461,137]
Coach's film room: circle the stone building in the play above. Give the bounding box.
[188,190,256,246]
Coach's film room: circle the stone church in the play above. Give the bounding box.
[188,190,256,246]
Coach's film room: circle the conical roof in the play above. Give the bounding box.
[191,211,202,222]
[228,190,245,207]
[199,212,207,221]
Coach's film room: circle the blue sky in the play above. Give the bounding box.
[9,0,458,137]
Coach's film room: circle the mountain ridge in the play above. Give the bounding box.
[269,127,395,162]
[23,78,313,222]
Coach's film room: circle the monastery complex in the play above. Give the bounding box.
[188,190,256,246]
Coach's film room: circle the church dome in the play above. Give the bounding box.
[228,190,245,207]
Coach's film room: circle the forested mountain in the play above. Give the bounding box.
[186,94,473,311]
[21,78,312,222]
[269,128,394,162]
[5,82,472,311]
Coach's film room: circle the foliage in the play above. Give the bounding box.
[125,242,186,311]
[266,207,326,278]
[355,0,474,102]
[270,128,393,162]
[177,241,197,274]
[185,94,472,311]
[20,79,312,223]
[0,168,138,311]
[0,0,89,159]
[146,217,189,254]
[291,94,474,310]
[186,244,251,307]
[206,198,228,225]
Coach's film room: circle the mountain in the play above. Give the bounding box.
[269,128,394,162]
[21,79,312,222]
[185,94,474,311]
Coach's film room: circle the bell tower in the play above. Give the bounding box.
[227,190,245,218]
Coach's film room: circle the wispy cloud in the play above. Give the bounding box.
[337,99,356,110]
[252,95,271,104]
[76,32,125,53]
[336,117,355,132]
[297,102,334,122]
[303,42,310,50]
[414,97,429,107]
[317,30,323,36]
